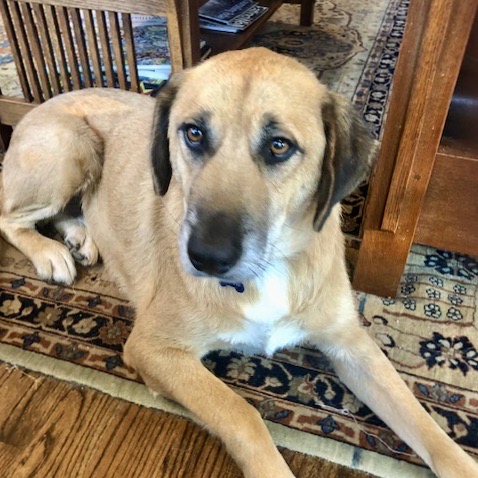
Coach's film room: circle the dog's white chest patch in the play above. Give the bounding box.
[218,262,306,356]
[244,261,290,323]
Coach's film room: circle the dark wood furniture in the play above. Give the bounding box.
[198,0,314,59]
[161,0,315,68]
[353,0,478,297]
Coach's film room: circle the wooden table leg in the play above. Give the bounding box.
[299,0,314,26]
[285,0,315,26]
[353,0,478,297]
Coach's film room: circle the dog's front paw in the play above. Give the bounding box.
[64,223,99,267]
[32,241,77,285]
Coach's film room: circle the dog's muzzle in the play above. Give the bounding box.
[187,211,243,277]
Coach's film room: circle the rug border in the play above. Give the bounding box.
[0,343,434,478]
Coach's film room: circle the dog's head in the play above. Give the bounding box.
[151,48,373,282]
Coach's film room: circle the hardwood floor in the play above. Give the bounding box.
[0,362,374,478]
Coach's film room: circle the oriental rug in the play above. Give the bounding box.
[1,239,477,478]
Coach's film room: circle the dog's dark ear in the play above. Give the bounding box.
[151,78,180,196]
[314,92,375,231]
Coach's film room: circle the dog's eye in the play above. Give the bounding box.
[270,138,291,156]
[265,137,296,164]
[185,125,204,145]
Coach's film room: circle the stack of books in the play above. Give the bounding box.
[199,0,269,33]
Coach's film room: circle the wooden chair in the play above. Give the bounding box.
[0,0,197,143]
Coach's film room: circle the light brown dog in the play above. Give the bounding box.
[1,48,476,478]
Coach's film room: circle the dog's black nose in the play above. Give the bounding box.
[187,212,242,277]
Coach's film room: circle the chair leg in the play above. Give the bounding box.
[300,0,315,26]
[0,124,12,152]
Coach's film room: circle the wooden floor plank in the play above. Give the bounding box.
[0,363,373,478]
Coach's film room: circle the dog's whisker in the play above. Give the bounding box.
[267,241,287,260]
[263,240,288,266]
[256,256,284,277]
[158,198,181,228]
[283,221,307,232]
[247,265,262,279]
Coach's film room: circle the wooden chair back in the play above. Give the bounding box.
[0,0,165,102]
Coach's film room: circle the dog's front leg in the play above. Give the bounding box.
[124,325,294,478]
[317,325,478,477]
